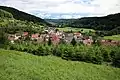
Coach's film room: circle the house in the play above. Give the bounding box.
[8,33,21,41]
[48,29,54,34]
[49,33,60,45]
[23,32,28,37]
[73,32,83,43]
[45,34,50,41]
[74,32,82,38]
[8,33,22,43]
[14,33,21,40]
[83,39,93,45]
[31,33,40,40]
[64,33,74,43]
[37,34,44,43]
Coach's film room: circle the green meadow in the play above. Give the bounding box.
[57,27,95,33]
[104,35,120,41]
[0,49,120,80]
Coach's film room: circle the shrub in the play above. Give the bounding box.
[3,42,120,67]
[111,47,120,68]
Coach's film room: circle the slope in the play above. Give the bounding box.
[0,6,51,26]
[0,9,13,18]
[0,49,120,80]
[70,13,120,31]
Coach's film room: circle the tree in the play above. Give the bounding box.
[0,30,8,47]
[71,37,76,46]
[48,37,52,45]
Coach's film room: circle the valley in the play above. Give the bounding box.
[0,5,120,80]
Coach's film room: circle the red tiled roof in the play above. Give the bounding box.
[52,35,59,41]
[23,32,28,36]
[74,33,81,35]
[32,34,39,38]
[50,33,60,41]
[8,37,14,41]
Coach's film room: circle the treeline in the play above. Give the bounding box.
[69,13,120,30]
[47,13,120,36]
[69,13,120,36]
[0,6,51,26]
[3,42,120,68]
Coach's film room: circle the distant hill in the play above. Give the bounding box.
[70,13,120,31]
[45,19,77,26]
[46,13,120,35]
[0,6,51,26]
[46,13,120,31]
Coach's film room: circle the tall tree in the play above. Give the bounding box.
[71,37,76,46]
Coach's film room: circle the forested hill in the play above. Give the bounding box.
[70,13,120,31]
[46,13,120,31]
[45,19,77,26]
[0,6,51,26]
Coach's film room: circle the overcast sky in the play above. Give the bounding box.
[0,0,120,19]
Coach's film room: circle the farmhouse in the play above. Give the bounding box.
[31,33,40,40]
[23,32,28,37]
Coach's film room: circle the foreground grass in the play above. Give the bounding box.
[57,27,95,33]
[0,49,120,80]
[104,35,120,41]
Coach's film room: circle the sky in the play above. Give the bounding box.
[0,0,120,19]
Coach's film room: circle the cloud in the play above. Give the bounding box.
[0,0,120,19]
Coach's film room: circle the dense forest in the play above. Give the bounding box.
[70,13,120,30]
[0,6,51,26]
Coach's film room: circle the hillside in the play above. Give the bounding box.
[70,13,120,31]
[0,49,120,80]
[46,13,120,35]
[0,9,14,27]
[46,13,120,30]
[0,9,13,18]
[0,7,47,34]
[45,19,76,26]
[0,6,51,26]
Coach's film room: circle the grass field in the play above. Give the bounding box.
[57,27,95,33]
[0,49,120,80]
[104,35,120,41]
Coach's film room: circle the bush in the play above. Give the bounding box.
[0,31,8,47]
[111,47,120,68]
[4,42,120,67]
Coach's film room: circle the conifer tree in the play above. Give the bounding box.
[48,37,52,45]
[71,37,76,46]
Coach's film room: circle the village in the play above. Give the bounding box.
[8,27,120,46]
